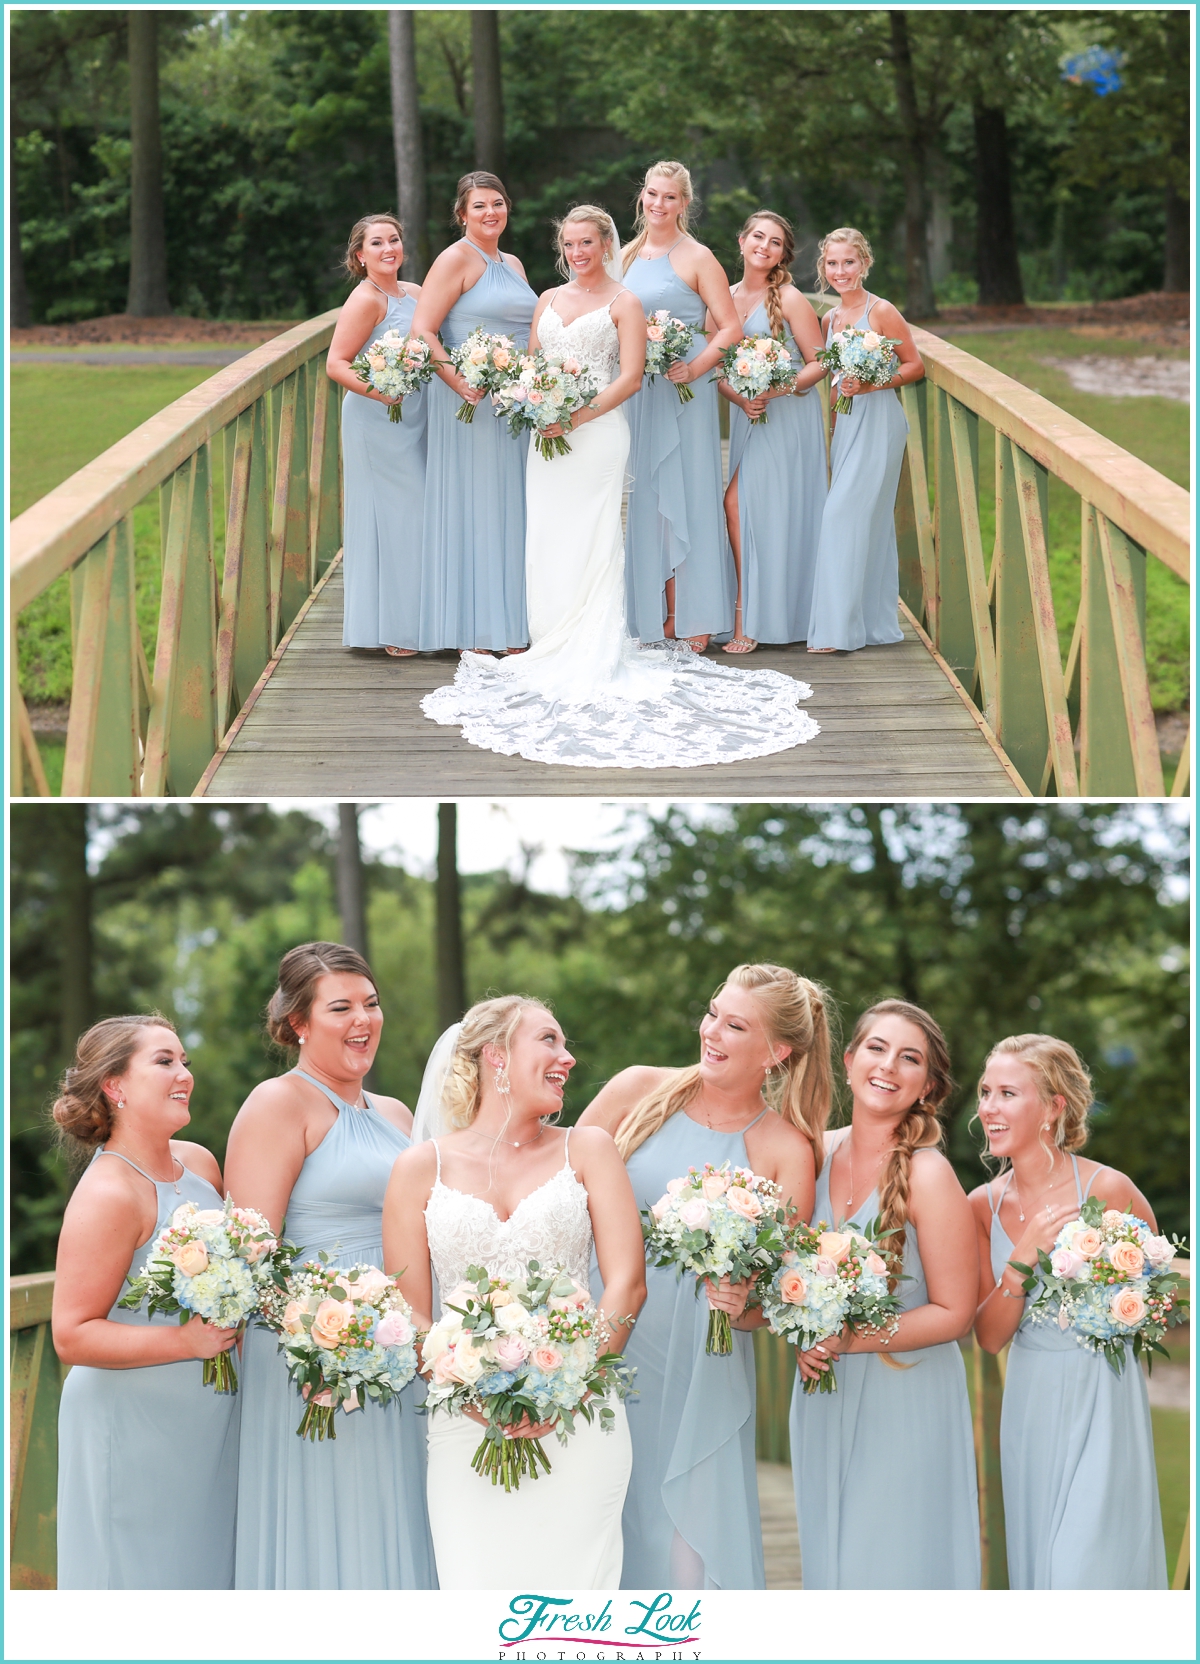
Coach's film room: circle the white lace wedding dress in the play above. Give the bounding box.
[420,297,821,767]
[423,1133,632,1588]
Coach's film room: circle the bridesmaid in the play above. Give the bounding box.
[807,227,924,654]
[970,1033,1168,1589]
[326,214,426,656]
[52,1016,240,1588]
[578,962,832,1589]
[790,999,980,1589]
[225,942,435,1589]
[622,160,742,651]
[711,211,828,653]
[410,172,537,654]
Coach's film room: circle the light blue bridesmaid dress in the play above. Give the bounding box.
[604,1108,766,1590]
[988,1160,1167,1589]
[417,241,536,651]
[726,299,827,644]
[235,1072,436,1589]
[341,285,427,651]
[789,1156,980,1588]
[807,293,908,652]
[623,248,735,643]
[56,1150,241,1588]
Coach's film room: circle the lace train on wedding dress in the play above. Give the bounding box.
[420,298,820,769]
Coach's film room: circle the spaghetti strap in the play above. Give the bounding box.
[95,1147,181,1187]
[433,1139,443,1180]
[563,1126,572,1168]
[744,1106,771,1133]
[989,1171,1015,1217]
[1072,1153,1101,1204]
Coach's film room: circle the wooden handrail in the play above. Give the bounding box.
[10,1271,55,1330]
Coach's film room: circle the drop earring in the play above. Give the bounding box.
[493,1064,511,1096]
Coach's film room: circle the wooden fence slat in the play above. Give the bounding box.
[1082,512,1164,796]
[11,621,51,797]
[62,516,141,797]
[1169,721,1191,797]
[992,436,1052,791]
[973,1341,1009,1588]
[933,387,979,691]
[268,373,298,651]
[217,398,271,736]
[946,394,998,725]
[1011,442,1078,796]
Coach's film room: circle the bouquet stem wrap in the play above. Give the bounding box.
[706,1307,733,1357]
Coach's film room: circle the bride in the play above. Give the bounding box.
[382,997,646,1588]
[421,205,820,769]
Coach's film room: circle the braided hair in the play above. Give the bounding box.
[738,211,795,342]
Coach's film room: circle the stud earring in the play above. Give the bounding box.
[298,1036,305,1045]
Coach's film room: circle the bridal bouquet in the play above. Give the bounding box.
[644,309,700,404]
[422,1261,633,1492]
[350,329,434,422]
[817,325,902,414]
[1011,1196,1189,1375]
[716,334,796,424]
[119,1195,285,1393]
[642,1162,788,1355]
[258,1255,418,1439]
[450,328,521,423]
[761,1219,902,1394]
[492,350,600,459]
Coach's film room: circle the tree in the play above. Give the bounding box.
[11,180,31,327]
[889,12,939,317]
[436,804,467,1031]
[126,9,170,315]
[388,9,428,280]
[336,804,369,960]
[972,102,1025,305]
[470,11,505,177]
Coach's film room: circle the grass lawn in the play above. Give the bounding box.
[1152,1406,1190,1585]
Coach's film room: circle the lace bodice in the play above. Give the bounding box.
[540,297,621,389]
[425,1137,594,1293]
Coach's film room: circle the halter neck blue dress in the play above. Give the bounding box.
[56,1150,241,1588]
[234,1072,436,1588]
[601,1108,767,1589]
[807,293,908,652]
[623,248,735,643]
[988,1159,1167,1588]
[789,1151,980,1588]
[341,285,428,652]
[418,241,536,651]
[726,298,826,644]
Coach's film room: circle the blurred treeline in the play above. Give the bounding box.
[10,802,1189,1273]
[11,7,1188,325]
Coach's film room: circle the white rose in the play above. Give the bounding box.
[421,1323,452,1363]
[495,1303,530,1333]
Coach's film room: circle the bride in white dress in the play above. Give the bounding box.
[383,996,647,1589]
[421,206,820,769]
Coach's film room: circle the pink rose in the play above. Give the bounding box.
[1107,1240,1145,1277]
[647,326,665,342]
[532,1345,563,1373]
[1071,1226,1103,1259]
[679,1198,712,1232]
[281,1300,306,1336]
[650,1196,671,1222]
[726,1186,763,1221]
[374,1311,414,1349]
[1144,1235,1174,1268]
[1050,1248,1086,1280]
[491,1334,528,1371]
[172,1240,209,1277]
[864,1252,888,1277]
[242,1237,274,1264]
[666,1177,687,1197]
[1102,1209,1124,1228]
[562,357,580,375]
[352,1267,391,1301]
[528,390,544,405]
[702,1174,730,1199]
[778,1269,808,1305]
[781,1250,799,1267]
[1110,1288,1146,1326]
[311,1298,354,1350]
[432,1350,458,1385]
[817,1231,852,1264]
[814,1257,839,1277]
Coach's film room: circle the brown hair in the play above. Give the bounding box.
[344,214,404,282]
[816,226,874,296]
[622,160,694,272]
[554,204,616,281]
[442,995,554,1129]
[453,171,512,229]
[981,1034,1093,1164]
[52,1014,179,1149]
[615,964,834,1170]
[739,211,795,341]
[845,999,954,1286]
[267,942,378,1048]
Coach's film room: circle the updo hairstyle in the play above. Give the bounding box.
[52,1013,178,1149]
[344,214,404,282]
[981,1033,1093,1157]
[267,941,378,1049]
[554,204,616,280]
[442,995,553,1129]
[453,171,512,229]
[816,225,874,295]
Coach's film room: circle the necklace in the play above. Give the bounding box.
[843,1134,883,1218]
[571,276,605,293]
[696,1100,763,1134]
[475,1122,548,1150]
[1009,1164,1068,1222]
[108,1144,182,1193]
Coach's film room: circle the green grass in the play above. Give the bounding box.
[1152,1407,1190,1584]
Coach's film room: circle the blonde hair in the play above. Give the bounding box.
[442,995,553,1130]
[816,226,874,296]
[615,964,834,1167]
[739,211,795,341]
[344,214,404,282]
[846,999,954,1288]
[622,160,694,273]
[981,1034,1093,1164]
[52,1014,178,1149]
[554,204,616,281]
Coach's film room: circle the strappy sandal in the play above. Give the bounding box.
[684,635,710,652]
[384,645,417,657]
[503,646,529,656]
[662,611,677,640]
[722,605,757,654]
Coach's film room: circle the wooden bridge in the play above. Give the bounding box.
[10,312,1190,800]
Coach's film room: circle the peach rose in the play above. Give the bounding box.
[1071,1226,1103,1259]
[528,390,544,405]
[702,1174,729,1200]
[367,354,386,372]
[352,1268,391,1301]
[490,1289,514,1307]
[1107,1240,1145,1277]
[468,347,488,365]
[754,339,772,356]
[1109,1288,1146,1326]
[679,1198,712,1232]
[647,326,665,342]
[490,1334,528,1371]
[281,1300,307,1336]
[817,1231,852,1264]
[172,1240,209,1277]
[193,1208,225,1227]
[242,1236,274,1264]
[432,1349,459,1385]
[492,348,512,369]
[864,1252,888,1277]
[726,1186,763,1222]
[666,1177,687,1197]
[532,1345,563,1373]
[778,1269,808,1305]
[862,331,881,351]
[311,1298,354,1350]
[562,357,580,375]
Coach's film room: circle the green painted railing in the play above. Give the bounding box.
[10,1273,62,1589]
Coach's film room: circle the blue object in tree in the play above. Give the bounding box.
[1062,46,1124,95]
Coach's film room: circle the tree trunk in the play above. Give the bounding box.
[388,10,428,281]
[470,12,505,177]
[336,804,369,959]
[973,102,1025,306]
[888,11,938,319]
[10,171,31,328]
[126,10,171,316]
[436,803,467,1032]
[57,806,94,1063]
[1163,179,1189,292]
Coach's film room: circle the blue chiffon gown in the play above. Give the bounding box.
[623,249,735,643]
[726,299,827,644]
[807,293,908,652]
[235,1072,436,1589]
[56,1150,241,1588]
[341,286,427,651]
[789,1157,980,1588]
[418,241,536,651]
[603,1108,767,1590]
[988,1160,1167,1588]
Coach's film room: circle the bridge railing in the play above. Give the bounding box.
[9,313,342,798]
[10,1272,62,1588]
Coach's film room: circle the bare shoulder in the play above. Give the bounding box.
[232,1073,312,1132]
[967,1178,997,1223]
[401,280,422,300]
[68,1152,141,1210]
[389,1138,439,1188]
[868,295,909,333]
[783,283,819,320]
[911,1146,967,1198]
[565,1123,619,1162]
[756,1108,816,1158]
[611,287,644,320]
[607,1064,674,1106]
[368,1092,413,1135]
[172,1139,223,1189]
[342,281,386,319]
[501,251,528,279]
[1083,1161,1150,1215]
